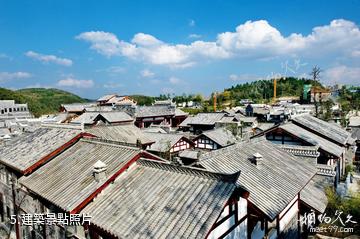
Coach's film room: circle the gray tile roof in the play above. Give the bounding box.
[72,112,99,124]
[179,113,226,127]
[349,116,360,127]
[142,127,168,134]
[351,128,360,141]
[218,116,237,123]
[97,94,117,102]
[292,114,351,145]
[19,138,141,212]
[278,145,320,158]
[61,103,93,112]
[72,112,133,125]
[99,112,133,123]
[235,116,257,123]
[255,123,276,131]
[178,149,203,160]
[199,138,316,220]
[300,175,330,213]
[144,132,189,153]
[200,128,237,147]
[86,125,154,145]
[136,106,175,118]
[279,123,344,157]
[82,159,238,239]
[175,108,188,117]
[0,126,82,173]
[0,128,10,136]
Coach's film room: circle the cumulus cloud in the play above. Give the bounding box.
[57,77,94,88]
[25,51,73,66]
[0,72,32,82]
[140,69,155,77]
[323,66,360,85]
[77,19,360,68]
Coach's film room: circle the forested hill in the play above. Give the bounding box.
[225,77,323,103]
[0,88,88,117]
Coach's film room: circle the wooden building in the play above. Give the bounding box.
[81,159,246,239]
[85,124,155,149]
[97,94,137,106]
[71,111,133,127]
[19,137,162,239]
[179,112,226,134]
[0,125,90,238]
[143,132,194,157]
[197,138,318,239]
[134,105,188,128]
[193,127,236,150]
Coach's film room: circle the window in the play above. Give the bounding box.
[6,206,10,219]
[9,108,12,113]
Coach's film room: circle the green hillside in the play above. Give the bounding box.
[0,88,88,117]
[226,77,323,103]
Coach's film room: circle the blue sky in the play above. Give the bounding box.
[0,0,360,98]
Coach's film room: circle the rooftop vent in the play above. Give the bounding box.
[93,160,107,182]
[253,152,263,166]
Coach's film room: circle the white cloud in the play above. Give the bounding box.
[188,34,202,39]
[140,69,155,78]
[57,77,94,88]
[77,19,360,68]
[106,66,126,73]
[169,77,180,85]
[25,51,73,66]
[0,72,32,82]
[189,19,195,27]
[103,82,123,88]
[323,66,360,85]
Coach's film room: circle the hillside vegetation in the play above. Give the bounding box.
[224,77,322,103]
[0,88,88,117]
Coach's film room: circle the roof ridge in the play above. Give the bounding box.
[41,123,83,130]
[137,158,240,183]
[80,137,141,150]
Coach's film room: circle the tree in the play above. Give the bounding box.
[309,66,322,116]
[322,99,334,121]
[310,66,322,82]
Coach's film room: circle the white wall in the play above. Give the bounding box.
[207,197,248,239]
[279,196,298,232]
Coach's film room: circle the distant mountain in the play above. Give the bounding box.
[0,88,88,117]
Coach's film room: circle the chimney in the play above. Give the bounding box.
[93,160,107,182]
[253,153,263,166]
